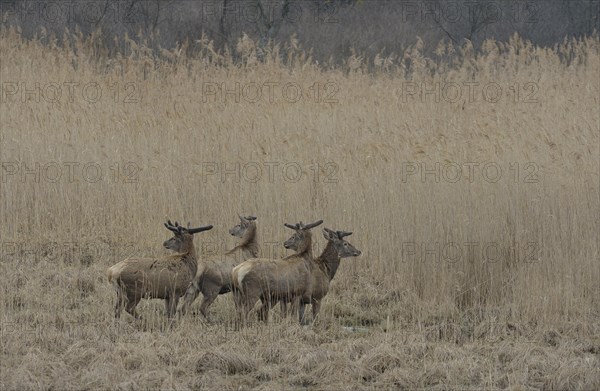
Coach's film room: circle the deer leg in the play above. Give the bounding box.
[266,297,275,322]
[114,291,126,319]
[290,297,300,319]
[125,296,141,320]
[241,295,256,326]
[167,297,179,319]
[233,290,251,328]
[257,297,266,322]
[232,289,243,326]
[312,298,321,324]
[180,281,200,316]
[164,297,171,316]
[258,296,271,323]
[279,301,288,317]
[298,300,308,325]
[199,290,219,322]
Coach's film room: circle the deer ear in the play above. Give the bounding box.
[322,228,335,240]
[337,230,352,238]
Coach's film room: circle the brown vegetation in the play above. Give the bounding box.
[0,28,598,389]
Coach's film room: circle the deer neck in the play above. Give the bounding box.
[226,228,259,260]
[299,235,316,270]
[318,241,341,281]
[242,240,260,259]
[181,240,198,276]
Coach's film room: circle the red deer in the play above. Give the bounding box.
[107,220,213,319]
[280,228,361,323]
[231,220,323,325]
[179,215,259,321]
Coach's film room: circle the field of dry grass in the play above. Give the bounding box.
[1,28,599,390]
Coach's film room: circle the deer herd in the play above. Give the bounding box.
[107,215,361,326]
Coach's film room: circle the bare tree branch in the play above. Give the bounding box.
[431,15,458,44]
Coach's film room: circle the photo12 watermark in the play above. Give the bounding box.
[1,81,141,104]
[201,1,340,24]
[1,161,141,184]
[399,1,540,24]
[1,321,140,344]
[199,81,339,104]
[401,241,540,264]
[400,162,541,184]
[201,240,301,261]
[197,161,339,184]
[1,241,142,265]
[398,82,539,104]
[0,1,162,26]
[0,239,327,270]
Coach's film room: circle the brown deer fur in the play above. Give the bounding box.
[231,220,323,324]
[179,215,259,320]
[107,220,213,319]
[280,228,361,323]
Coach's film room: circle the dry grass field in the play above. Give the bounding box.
[1,28,599,390]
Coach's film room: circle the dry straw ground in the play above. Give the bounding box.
[1,29,599,390]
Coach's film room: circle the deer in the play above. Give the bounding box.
[279,228,361,323]
[106,220,213,319]
[231,219,323,325]
[178,215,259,321]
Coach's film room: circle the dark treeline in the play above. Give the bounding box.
[1,0,598,61]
